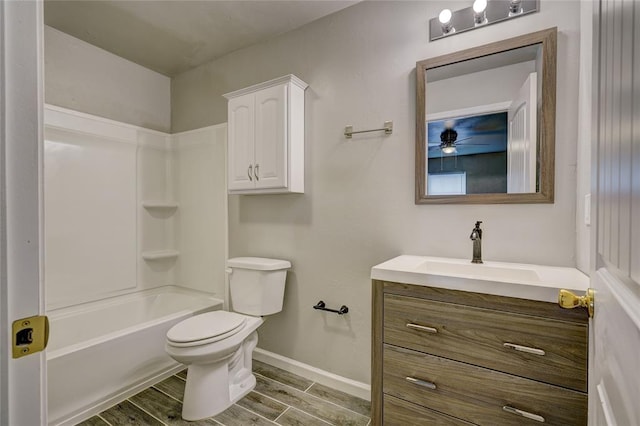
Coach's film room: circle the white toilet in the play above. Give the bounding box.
[165,257,290,421]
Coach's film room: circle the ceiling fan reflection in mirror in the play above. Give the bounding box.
[427,112,508,158]
[430,120,475,155]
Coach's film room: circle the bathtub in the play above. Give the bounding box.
[46,286,223,426]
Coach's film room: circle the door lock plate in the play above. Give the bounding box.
[12,315,49,359]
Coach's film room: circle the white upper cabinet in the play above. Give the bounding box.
[224,75,308,194]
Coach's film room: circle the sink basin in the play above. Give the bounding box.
[415,258,540,283]
[371,255,589,303]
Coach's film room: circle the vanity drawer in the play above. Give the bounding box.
[383,344,587,426]
[384,294,587,391]
[384,395,475,426]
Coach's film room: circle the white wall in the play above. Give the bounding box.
[44,106,178,309]
[43,107,228,309]
[171,0,582,384]
[427,61,535,115]
[173,125,228,299]
[44,119,138,308]
[44,26,171,132]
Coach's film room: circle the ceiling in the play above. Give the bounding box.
[44,1,357,77]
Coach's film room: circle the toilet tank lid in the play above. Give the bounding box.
[227,257,291,271]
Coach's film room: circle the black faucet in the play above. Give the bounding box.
[470,221,483,264]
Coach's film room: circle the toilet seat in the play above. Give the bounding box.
[167,311,247,348]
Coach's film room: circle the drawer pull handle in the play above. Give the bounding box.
[405,376,437,390]
[503,405,545,423]
[503,342,546,356]
[406,323,438,334]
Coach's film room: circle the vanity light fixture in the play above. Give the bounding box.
[473,0,488,25]
[429,0,539,41]
[438,8,455,35]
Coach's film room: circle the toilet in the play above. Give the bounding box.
[165,257,290,421]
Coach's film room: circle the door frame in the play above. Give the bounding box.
[1,1,46,425]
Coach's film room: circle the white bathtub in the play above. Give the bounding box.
[46,286,223,425]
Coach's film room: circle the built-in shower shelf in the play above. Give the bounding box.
[141,250,179,261]
[142,201,178,210]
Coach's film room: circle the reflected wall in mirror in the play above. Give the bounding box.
[416,27,556,204]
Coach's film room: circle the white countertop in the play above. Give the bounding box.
[371,255,589,303]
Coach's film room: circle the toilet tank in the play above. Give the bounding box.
[227,257,291,316]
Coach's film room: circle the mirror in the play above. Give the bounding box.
[416,28,556,204]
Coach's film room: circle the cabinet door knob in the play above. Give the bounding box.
[247,165,253,181]
[254,163,260,181]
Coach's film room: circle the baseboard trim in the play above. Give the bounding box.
[253,347,371,401]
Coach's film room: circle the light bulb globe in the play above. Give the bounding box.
[442,146,456,154]
[473,0,487,13]
[438,9,452,24]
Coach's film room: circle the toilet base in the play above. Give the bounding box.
[181,331,259,421]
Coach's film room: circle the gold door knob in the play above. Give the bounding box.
[558,288,594,318]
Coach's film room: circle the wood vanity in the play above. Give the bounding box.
[371,258,589,425]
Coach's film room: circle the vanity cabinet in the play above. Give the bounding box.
[372,280,589,425]
[224,74,307,194]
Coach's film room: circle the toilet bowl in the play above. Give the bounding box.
[165,257,290,421]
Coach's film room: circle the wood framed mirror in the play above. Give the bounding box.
[416,27,556,204]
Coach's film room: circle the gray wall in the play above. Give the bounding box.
[171,0,582,384]
[44,26,171,132]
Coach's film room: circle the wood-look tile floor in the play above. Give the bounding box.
[77,360,371,426]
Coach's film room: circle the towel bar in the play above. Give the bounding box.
[313,300,349,315]
[344,121,393,139]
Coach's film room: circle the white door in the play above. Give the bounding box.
[227,93,255,191]
[588,0,640,424]
[1,1,47,425]
[254,83,287,190]
[507,72,537,193]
